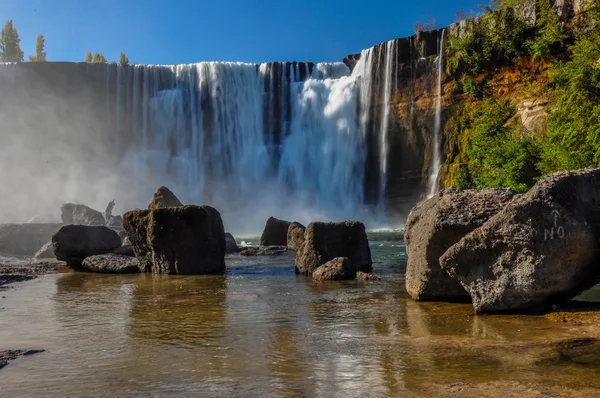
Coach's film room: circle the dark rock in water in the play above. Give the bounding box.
[295,221,372,275]
[60,203,105,226]
[286,221,306,251]
[404,188,518,302]
[225,233,239,254]
[82,254,139,273]
[33,241,54,259]
[148,186,183,209]
[441,169,600,314]
[52,225,121,268]
[0,223,62,257]
[240,246,287,257]
[356,271,379,281]
[312,257,356,281]
[0,349,45,370]
[123,205,225,275]
[112,245,135,257]
[260,217,291,246]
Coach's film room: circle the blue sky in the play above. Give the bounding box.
[1,0,485,64]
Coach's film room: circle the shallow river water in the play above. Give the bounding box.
[1,232,600,397]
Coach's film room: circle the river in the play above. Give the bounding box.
[1,231,599,396]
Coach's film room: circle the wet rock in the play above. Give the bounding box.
[441,169,600,313]
[82,254,140,274]
[405,188,517,302]
[112,245,135,257]
[0,349,45,370]
[312,257,356,281]
[225,233,239,254]
[356,271,379,281]
[260,217,291,246]
[286,221,305,251]
[148,186,183,209]
[60,203,105,226]
[52,225,121,268]
[295,221,372,275]
[33,241,54,259]
[240,246,287,257]
[0,223,63,257]
[123,205,225,275]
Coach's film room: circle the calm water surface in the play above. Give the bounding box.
[1,232,599,397]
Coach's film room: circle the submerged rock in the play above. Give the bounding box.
[312,257,356,281]
[295,221,372,275]
[60,203,105,226]
[404,188,517,302]
[260,217,291,246]
[239,246,287,257]
[123,205,225,275]
[148,186,183,209]
[286,221,306,251]
[82,254,139,274]
[52,225,121,268]
[225,233,239,254]
[441,169,600,313]
[356,271,379,281]
[0,349,45,370]
[0,223,63,257]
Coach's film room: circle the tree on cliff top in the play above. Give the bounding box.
[0,20,24,62]
[119,52,129,66]
[85,51,92,62]
[28,34,47,62]
[92,52,106,63]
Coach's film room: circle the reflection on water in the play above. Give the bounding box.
[0,232,599,396]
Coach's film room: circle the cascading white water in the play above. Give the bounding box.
[111,61,375,234]
[428,30,445,198]
[0,47,405,232]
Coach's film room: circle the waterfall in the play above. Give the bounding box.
[351,39,398,212]
[427,30,445,198]
[0,44,409,232]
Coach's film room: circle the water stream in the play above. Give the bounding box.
[1,232,599,396]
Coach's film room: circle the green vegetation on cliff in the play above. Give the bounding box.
[28,34,47,62]
[0,20,24,62]
[445,0,600,192]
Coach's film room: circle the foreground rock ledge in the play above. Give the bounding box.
[123,205,225,275]
[296,221,372,275]
[441,169,600,313]
[404,188,517,302]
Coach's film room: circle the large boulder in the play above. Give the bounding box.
[123,205,225,275]
[0,223,62,257]
[312,257,356,281]
[82,254,140,273]
[52,225,121,268]
[148,186,183,209]
[441,169,600,314]
[404,188,518,301]
[287,222,306,251]
[225,233,239,254]
[60,203,105,226]
[260,217,291,246]
[295,221,372,275]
